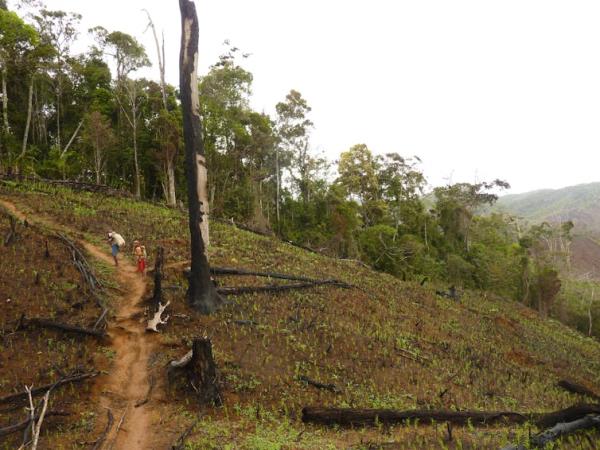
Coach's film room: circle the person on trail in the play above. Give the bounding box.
[107,231,125,266]
[133,240,147,276]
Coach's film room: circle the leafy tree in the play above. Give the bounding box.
[91,27,150,197]
[434,179,509,252]
[275,90,313,221]
[32,9,81,151]
[82,110,114,183]
[0,8,38,164]
[337,144,383,225]
[378,153,426,231]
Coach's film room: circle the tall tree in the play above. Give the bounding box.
[143,10,177,206]
[275,90,313,224]
[92,27,150,197]
[82,110,114,183]
[179,0,222,314]
[337,143,381,225]
[434,179,509,252]
[0,9,38,165]
[33,9,81,152]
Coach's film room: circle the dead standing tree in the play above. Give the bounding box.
[179,0,223,314]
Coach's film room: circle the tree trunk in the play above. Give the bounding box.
[1,65,8,136]
[144,10,176,206]
[94,135,101,184]
[188,338,221,406]
[19,76,34,161]
[275,148,281,226]
[589,288,595,337]
[56,82,61,152]
[166,158,177,207]
[302,407,527,427]
[179,0,222,314]
[132,100,141,198]
[61,119,83,157]
[501,415,600,450]
[152,246,164,310]
[144,10,168,111]
[1,63,9,166]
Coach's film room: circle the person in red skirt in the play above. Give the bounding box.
[133,240,147,276]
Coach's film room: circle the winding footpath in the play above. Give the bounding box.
[0,198,158,450]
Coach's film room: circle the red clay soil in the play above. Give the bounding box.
[0,198,166,450]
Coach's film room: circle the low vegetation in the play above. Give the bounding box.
[1,182,600,448]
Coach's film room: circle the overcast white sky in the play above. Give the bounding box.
[17,0,600,194]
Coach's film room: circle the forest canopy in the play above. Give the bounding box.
[0,1,573,319]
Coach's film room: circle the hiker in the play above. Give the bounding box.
[133,240,147,276]
[107,231,125,266]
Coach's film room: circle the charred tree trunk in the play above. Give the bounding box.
[557,379,600,402]
[301,407,527,427]
[21,316,107,339]
[302,405,600,429]
[188,338,221,406]
[179,0,222,314]
[152,246,164,310]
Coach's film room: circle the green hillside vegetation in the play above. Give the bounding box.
[493,184,600,340]
[1,182,600,448]
[496,183,600,234]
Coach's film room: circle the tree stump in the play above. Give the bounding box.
[188,338,221,406]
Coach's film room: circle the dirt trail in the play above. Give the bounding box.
[0,198,158,450]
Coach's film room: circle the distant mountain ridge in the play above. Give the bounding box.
[496,182,600,234]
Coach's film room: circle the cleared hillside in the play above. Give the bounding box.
[2,181,600,449]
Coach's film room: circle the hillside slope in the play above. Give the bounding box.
[2,181,600,449]
[496,182,600,233]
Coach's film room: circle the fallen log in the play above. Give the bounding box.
[91,409,114,450]
[534,404,600,428]
[501,414,600,450]
[302,404,600,429]
[532,414,600,447]
[0,410,69,438]
[0,175,132,198]
[301,407,527,426]
[55,233,103,295]
[0,371,98,405]
[169,350,193,369]
[557,379,600,402]
[298,376,340,393]
[93,308,109,330]
[22,317,107,339]
[171,421,199,450]
[217,280,350,296]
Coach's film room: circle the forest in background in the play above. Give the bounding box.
[0,1,593,335]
